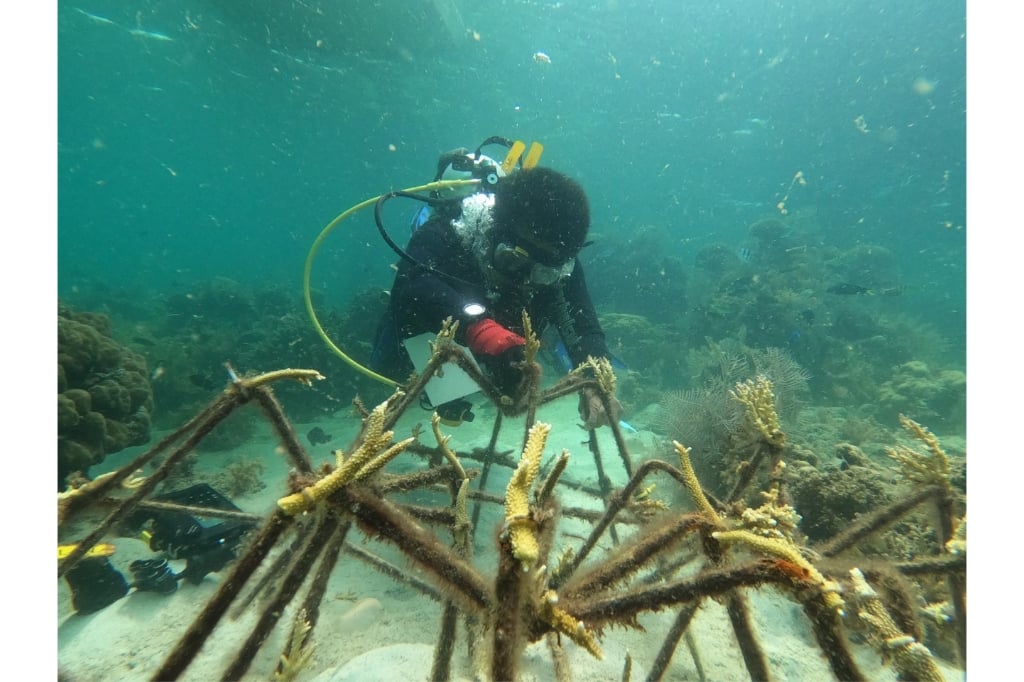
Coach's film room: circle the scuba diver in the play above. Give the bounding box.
[369,139,623,428]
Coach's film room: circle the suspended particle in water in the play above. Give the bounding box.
[912,77,937,96]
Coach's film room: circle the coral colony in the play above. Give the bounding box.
[59,316,964,681]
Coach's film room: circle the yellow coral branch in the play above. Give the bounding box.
[539,590,603,659]
[899,413,948,463]
[739,478,802,541]
[628,483,669,517]
[454,478,472,555]
[522,311,541,364]
[431,412,467,480]
[673,441,721,522]
[886,415,950,487]
[352,437,417,480]
[433,316,459,348]
[849,568,943,682]
[504,421,550,568]
[573,355,617,397]
[730,375,786,447]
[274,608,315,682]
[945,515,966,555]
[235,368,325,390]
[277,399,413,515]
[426,317,460,381]
[712,529,844,614]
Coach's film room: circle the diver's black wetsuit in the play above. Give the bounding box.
[370,211,611,380]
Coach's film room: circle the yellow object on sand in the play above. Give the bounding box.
[58,543,116,560]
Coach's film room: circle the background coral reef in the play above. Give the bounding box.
[58,305,154,487]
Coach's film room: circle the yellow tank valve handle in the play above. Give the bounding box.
[523,141,544,169]
[501,140,527,174]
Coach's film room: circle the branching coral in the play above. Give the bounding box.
[572,355,618,397]
[537,588,603,659]
[849,568,944,682]
[653,346,809,504]
[738,477,802,542]
[503,421,550,568]
[58,346,966,682]
[674,440,721,522]
[277,394,416,515]
[945,516,966,555]
[887,414,950,488]
[274,608,316,682]
[712,529,845,615]
[731,375,786,447]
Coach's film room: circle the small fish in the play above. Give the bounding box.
[307,426,333,446]
[619,420,639,434]
[128,28,174,42]
[132,336,156,347]
[533,51,552,64]
[736,247,753,264]
[74,7,116,25]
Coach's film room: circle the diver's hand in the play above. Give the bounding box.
[578,386,623,430]
[466,318,526,356]
[479,344,527,397]
[466,318,528,397]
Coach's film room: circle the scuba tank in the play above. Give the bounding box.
[408,136,536,232]
[375,136,545,287]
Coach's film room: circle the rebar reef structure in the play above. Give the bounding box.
[58,318,966,681]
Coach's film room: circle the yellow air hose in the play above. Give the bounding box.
[303,178,481,387]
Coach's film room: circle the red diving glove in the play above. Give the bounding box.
[465,318,526,356]
[465,319,527,397]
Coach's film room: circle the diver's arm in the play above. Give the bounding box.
[392,218,528,397]
[561,260,623,429]
[390,220,489,343]
[560,261,611,367]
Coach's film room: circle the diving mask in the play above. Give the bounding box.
[493,242,575,285]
